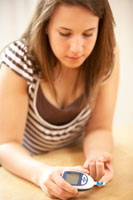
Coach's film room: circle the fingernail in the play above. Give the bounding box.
[90,161,95,165]
[74,189,78,194]
[98,156,104,161]
[89,159,94,162]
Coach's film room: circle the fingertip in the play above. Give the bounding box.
[96,180,106,188]
[97,153,112,163]
[77,166,89,174]
[83,165,89,171]
[83,161,89,170]
[74,188,79,195]
[98,156,105,162]
[97,183,106,188]
[103,152,113,161]
[96,160,104,166]
[98,175,111,186]
[70,187,78,195]
[83,169,90,174]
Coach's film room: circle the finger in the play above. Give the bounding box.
[96,161,105,181]
[52,172,78,195]
[41,179,58,199]
[98,172,113,187]
[45,179,75,200]
[98,152,112,162]
[72,166,89,174]
[89,161,96,180]
[98,163,113,187]
[83,160,90,169]
[65,166,89,174]
[83,155,96,169]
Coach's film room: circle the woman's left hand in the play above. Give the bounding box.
[83,152,113,186]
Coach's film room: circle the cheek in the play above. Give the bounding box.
[85,37,97,54]
[49,35,67,57]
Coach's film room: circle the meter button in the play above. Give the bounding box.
[82,175,87,180]
[81,175,87,185]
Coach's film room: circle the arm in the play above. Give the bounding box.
[0,64,87,199]
[83,46,120,184]
[0,64,46,184]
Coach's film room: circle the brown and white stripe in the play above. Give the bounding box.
[0,40,92,155]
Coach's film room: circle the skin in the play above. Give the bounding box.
[0,3,119,200]
[47,4,99,70]
[83,44,119,184]
[41,4,99,109]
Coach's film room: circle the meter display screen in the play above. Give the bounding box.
[65,172,80,184]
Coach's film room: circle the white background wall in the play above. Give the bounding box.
[0,0,132,128]
[108,0,133,127]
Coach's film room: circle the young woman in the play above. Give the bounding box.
[0,0,119,199]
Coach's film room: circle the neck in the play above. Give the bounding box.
[54,62,80,81]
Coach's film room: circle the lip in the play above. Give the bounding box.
[67,56,82,61]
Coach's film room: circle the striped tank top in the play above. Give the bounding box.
[0,40,91,155]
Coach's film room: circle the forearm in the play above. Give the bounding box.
[0,142,48,186]
[83,129,113,160]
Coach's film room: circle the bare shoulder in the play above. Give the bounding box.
[0,64,28,92]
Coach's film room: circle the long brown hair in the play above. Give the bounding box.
[21,0,116,108]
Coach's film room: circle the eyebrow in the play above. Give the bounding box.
[58,27,97,31]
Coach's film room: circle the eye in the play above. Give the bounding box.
[59,32,71,37]
[83,33,93,37]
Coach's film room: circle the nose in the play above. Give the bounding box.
[69,37,83,55]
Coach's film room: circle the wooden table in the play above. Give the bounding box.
[0,125,133,200]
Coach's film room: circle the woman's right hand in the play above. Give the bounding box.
[38,165,88,200]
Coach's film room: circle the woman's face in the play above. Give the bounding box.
[47,3,99,69]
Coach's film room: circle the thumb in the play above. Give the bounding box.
[98,163,113,187]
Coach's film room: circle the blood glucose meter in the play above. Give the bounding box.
[62,170,105,191]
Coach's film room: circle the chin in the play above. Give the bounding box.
[62,63,82,69]
[61,60,85,69]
